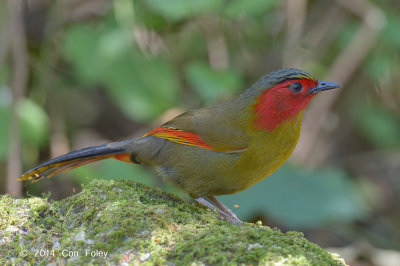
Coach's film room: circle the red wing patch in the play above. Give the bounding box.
[144,127,212,150]
[114,153,132,163]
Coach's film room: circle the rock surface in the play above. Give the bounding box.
[0,179,346,265]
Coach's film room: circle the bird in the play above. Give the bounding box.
[19,68,340,224]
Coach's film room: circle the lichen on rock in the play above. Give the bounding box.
[0,179,346,265]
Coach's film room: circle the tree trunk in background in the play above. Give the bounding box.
[6,0,29,197]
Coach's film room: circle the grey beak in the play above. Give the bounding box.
[308,80,341,94]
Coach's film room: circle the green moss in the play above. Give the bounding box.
[0,179,346,265]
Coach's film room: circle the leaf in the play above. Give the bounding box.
[365,53,394,83]
[351,104,400,149]
[184,61,243,103]
[63,26,107,85]
[219,165,367,229]
[144,0,223,22]
[224,0,278,19]
[380,14,400,48]
[63,25,180,121]
[103,51,180,121]
[16,98,49,147]
[337,21,359,49]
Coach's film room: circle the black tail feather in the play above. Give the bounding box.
[19,140,131,181]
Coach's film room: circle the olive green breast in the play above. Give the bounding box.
[232,111,304,192]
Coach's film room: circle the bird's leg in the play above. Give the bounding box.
[208,196,241,221]
[194,196,242,225]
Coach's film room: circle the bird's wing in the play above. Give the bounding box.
[145,107,249,153]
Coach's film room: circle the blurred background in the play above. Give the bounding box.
[1,0,399,264]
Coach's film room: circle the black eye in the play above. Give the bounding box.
[290,82,303,93]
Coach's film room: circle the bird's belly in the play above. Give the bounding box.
[155,145,242,197]
[155,138,297,197]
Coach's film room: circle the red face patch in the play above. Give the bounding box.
[253,78,318,131]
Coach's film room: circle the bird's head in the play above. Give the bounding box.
[252,68,340,131]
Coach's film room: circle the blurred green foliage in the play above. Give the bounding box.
[145,0,223,21]
[17,98,49,147]
[220,165,367,229]
[0,101,10,160]
[1,0,400,254]
[63,24,179,121]
[352,104,400,149]
[185,61,243,103]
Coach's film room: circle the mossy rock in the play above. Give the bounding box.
[0,179,346,265]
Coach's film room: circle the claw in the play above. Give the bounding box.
[195,196,243,225]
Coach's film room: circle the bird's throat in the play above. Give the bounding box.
[253,89,311,132]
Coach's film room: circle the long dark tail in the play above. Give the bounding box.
[19,139,135,182]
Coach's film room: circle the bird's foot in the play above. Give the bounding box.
[208,195,241,221]
[195,196,243,225]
